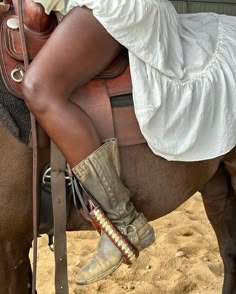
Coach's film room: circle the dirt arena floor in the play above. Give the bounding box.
[35,192,223,293]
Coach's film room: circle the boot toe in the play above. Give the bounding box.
[76,233,124,285]
[76,254,123,285]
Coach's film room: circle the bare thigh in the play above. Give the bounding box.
[23,7,123,165]
[25,6,122,100]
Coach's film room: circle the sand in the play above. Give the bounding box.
[35,192,223,293]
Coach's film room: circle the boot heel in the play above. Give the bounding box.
[138,226,155,251]
[124,214,156,251]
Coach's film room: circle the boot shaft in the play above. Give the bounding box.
[72,139,136,225]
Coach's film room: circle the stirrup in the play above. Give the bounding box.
[91,206,139,264]
[71,174,139,264]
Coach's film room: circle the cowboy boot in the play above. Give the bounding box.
[72,138,155,285]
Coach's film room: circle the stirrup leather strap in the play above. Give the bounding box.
[17,0,39,293]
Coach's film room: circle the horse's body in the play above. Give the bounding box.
[1,116,236,293]
[1,1,236,292]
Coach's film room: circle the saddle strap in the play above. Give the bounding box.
[17,1,39,293]
[50,141,69,294]
[17,1,69,292]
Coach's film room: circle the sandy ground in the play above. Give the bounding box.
[35,192,223,294]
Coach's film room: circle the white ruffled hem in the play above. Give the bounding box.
[134,14,236,161]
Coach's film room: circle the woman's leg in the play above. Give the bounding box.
[23,7,155,284]
[23,7,122,166]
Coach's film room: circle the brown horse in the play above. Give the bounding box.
[1,106,236,293]
[1,0,236,291]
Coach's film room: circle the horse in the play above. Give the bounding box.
[1,99,236,293]
[1,0,236,292]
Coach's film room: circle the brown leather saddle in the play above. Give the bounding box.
[0,0,145,147]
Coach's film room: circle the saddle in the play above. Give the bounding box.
[0,0,144,148]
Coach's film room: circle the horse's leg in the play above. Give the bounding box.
[0,239,32,294]
[200,164,236,293]
[0,123,33,294]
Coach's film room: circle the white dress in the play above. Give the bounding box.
[34,0,236,161]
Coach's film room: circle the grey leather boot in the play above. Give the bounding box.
[72,138,155,285]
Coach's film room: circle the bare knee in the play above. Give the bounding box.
[22,67,55,114]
